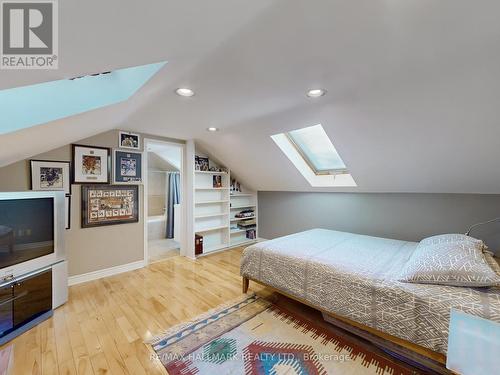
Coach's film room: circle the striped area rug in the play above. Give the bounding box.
[148,294,421,375]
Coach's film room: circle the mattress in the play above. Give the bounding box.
[240,228,500,354]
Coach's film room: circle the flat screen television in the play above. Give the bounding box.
[0,198,55,269]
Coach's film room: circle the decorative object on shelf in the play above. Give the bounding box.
[213,175,222,188]
[195,234,204,255]
[230,178,241,192]
[65,195,71,230]
[72,144,110,184]
[113,150,142,184]
[30,160,71,194]
[118,131,140,150]
[209,166,227,173]
[196,156,209,171]
[81,185,139,228]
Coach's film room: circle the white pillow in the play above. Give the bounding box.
[399,240,500,287]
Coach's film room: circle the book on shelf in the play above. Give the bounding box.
[238,218,256,227]
[195,234,203,255]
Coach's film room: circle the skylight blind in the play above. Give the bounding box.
[288,124,346,173]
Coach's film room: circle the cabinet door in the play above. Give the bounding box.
[13,269,52,327]
[0,284,13,336]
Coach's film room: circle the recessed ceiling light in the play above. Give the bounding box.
[306,88,326,98]
[207,127,219,132]
[175,88,195,97]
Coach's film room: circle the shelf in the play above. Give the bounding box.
[230,229,246,234]
[195,187,229,190]
[195,225,228,233]
[230,193,253,197]
[202,243,229,253]
[196,171,228,175]
[230,238,257,247]
[230,216,255,221]
[195,212,228,219]
[195,200,229,205]
[230,205,256,210]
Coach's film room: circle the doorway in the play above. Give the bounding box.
[144,140,183,263]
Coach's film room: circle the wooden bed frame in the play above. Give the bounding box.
[243,276,450,374]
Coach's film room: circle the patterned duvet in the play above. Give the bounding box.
[240,229,500,354]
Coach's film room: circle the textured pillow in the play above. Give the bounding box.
[399,240,500,287]
[420,233,484,247]
[484,251,500,281]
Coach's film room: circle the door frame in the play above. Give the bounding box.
[143,138,187,264]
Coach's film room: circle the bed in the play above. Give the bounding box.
[240,228,500,362]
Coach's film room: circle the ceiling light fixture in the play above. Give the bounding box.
[306,88,326,98]
[207,127,219,132]
[175,88,195,97]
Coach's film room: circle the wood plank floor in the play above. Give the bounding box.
[0,247,269,375]
[0,247,431,375]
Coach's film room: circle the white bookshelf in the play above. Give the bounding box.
[193,150,257,256]
[229,189,257,248]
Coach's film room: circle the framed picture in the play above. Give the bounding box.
[65,195,71,230]
[81,185,139,228]
[118,131,140,150]
[72,144,110,184]
[197,156,209,171]
[213,175,222,188]
[113,150,142,184]
[195,155,200,171]
[30,160,71,194]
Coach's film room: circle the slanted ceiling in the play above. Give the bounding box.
[1,1,500,193]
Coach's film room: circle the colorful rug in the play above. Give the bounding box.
[148,294,420,375]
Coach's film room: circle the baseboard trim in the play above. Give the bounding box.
[68,260,145,286]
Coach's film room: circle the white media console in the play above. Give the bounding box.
[0,191,68,344]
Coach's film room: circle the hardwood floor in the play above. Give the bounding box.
[0,247,268,375]
[0,247,431,375]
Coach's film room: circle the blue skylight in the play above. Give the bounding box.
[271,124,356,187]
[288,124,347,173]
[0,61,167,135]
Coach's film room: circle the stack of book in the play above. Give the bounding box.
[235,209,254,218]
[237,218,256,229]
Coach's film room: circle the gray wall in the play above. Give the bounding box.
[0,129,183,277]
[258,192,500,253]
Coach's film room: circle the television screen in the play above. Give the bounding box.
[0,198,54,269]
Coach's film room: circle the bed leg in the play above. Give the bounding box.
[242,277,249,294]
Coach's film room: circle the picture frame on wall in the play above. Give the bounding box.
[81,185,139,228]
[72,144,110,184]
[30,160,71,194]
[113,150,142,184]
[65,194,71,230]
[118,131,140,150]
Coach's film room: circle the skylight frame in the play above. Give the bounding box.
[271,125,356,188]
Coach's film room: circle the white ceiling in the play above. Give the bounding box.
[2,0,500,193]
[147,141,181,171]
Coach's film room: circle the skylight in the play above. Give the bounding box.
[0,61,166,135]
[271,124,356,187]
[288,125,347,175]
